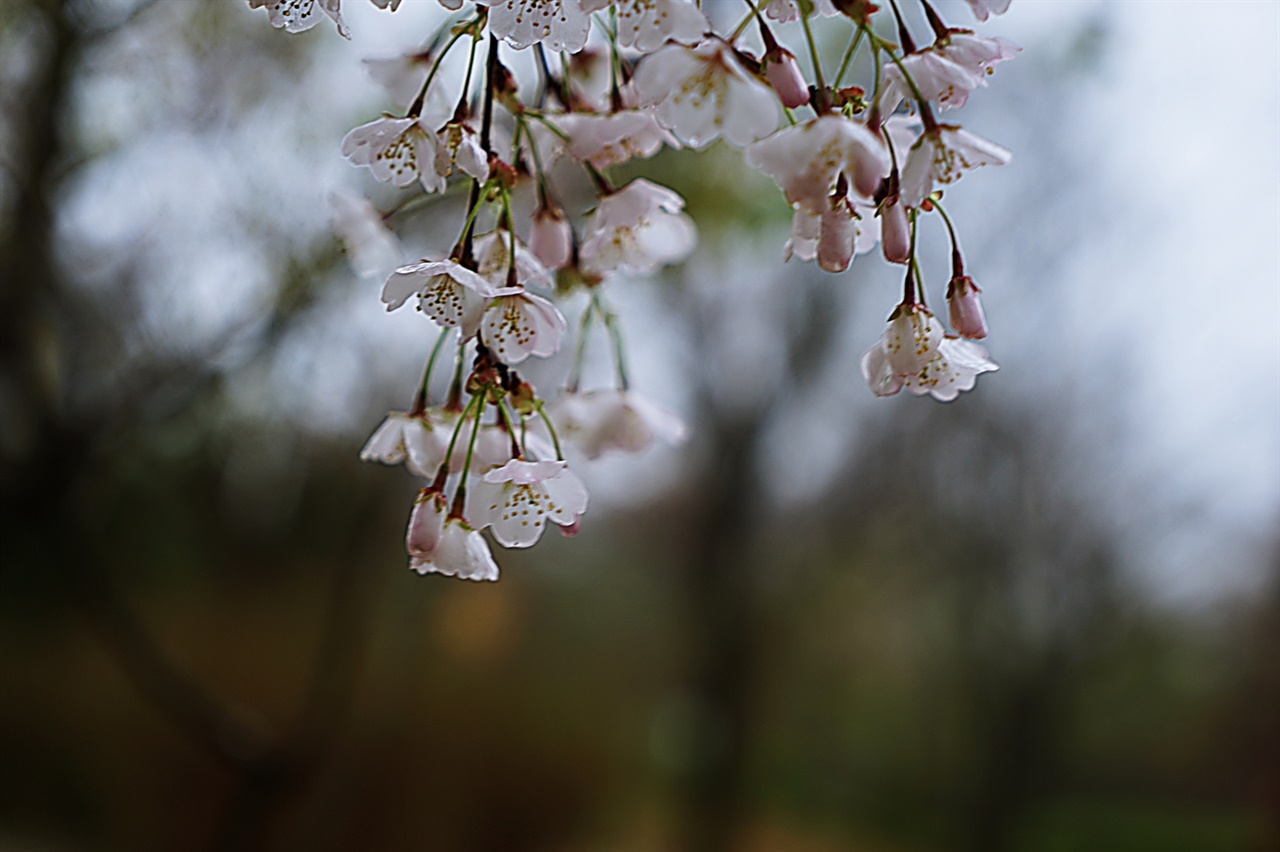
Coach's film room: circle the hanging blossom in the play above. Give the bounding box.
[469,460,589,548]
[551,390,688,460]
[746,115,891,211]
[249,0,1027,580]
[861,305,997,401]
[579,179,697,276]
[763,0,839,22]
[963,0,1012,22]
[480,291,568,366]
[247,0,348,38]
[406,490,501,581]
[381,259,499,338]
[330,189,402,280]
[899,124,1011,208]
[549,111,679,169]
[341,115,445,193]
[633,39,780,149]
[487,0,592,53]
[882,31,1020,113]
[581,0,707,52]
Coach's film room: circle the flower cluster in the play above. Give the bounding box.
[250,0,1019,578]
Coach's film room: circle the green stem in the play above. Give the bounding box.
[535,402,565,461]
[412,327,451,414]
[834,26,865,88]
[567,299,597,393]
[800,7,827,93]
[594,292,630,390]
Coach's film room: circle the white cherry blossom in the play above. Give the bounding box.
[551,389,687,459]
[341,116,444,193]
[783,200,879,268]
[473,231,552,290]
[633,40,779,149]
[360,410,451,476]
[745,115,891,210]
[412,516,500,581]
[939,32,1021,77]
[899,125,1011,208]
[861,307,996,401]
[579,179,697,276]
[480,291,568,365]
[248,0,348,38]
[552,111,678,169]
[487,0,592,53]
[381,259,498,338]
[882,32,1020,113]
[581,0,707,52]
[470,460,589,548]
[883,52,984,113]
[434,121,489,185]
[963,0,1012,22]
[330,189,401,279]
[763,0,838,22]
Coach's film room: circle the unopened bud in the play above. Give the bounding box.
[406,488,448,568]
[946,275,988,339]
[880,198,910,264]
[765,47,810,109]
[529,203,573,270]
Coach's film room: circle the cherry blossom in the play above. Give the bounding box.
[247,0,348,38]
[745,115,891,210]
[330,189,401,280]
[882,32,1020,113]
[360,410,451,476]
[473,231,552,290]
[552,390,687,460]
[861,306,997,401]
[480,291,568,365]
[763,0,839,22]
[341,116,444,193]
[633,40,779,149]
[552,111,678,169]
[434,121,489,185]
[784,203,879,265]
[487,0,592,53]
[963,0,1013,22]
[899,125,1011,208]
[412,516,500,581]
[579,179,697,276]
[381,259,498,338]
[469,460,589,548]
[582,0,707,52]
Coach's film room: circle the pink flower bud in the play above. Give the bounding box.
[880,198,910,264]
[765,48,810,109]
[529,204,573,270]
[818,198,856,273]
[405,488,447,569]
[946,275,988,339]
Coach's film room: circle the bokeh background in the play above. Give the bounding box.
[2,0,1278,850]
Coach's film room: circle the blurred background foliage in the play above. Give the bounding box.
[1,1,1277,851]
